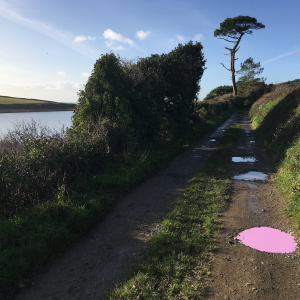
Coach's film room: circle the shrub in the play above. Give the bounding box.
[204,85,233,100]
[0,120,107,217]
[73,42,206,150]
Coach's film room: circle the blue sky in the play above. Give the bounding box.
[0,0,299,103]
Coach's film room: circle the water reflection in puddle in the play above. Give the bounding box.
[232,157,257,163]
[233,171,267,181]
[210,139,216,142]
[237,227,296,253]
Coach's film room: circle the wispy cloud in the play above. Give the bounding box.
[262,50,300,65]
[170,33,204,44]
[73,35,96,43]
[81,73,90,78]
[193,33,204,42]
[56,71,66,77]
[176,34,185,42]
[103,29,135,50]
[136,30,151,40]
[0,1,99,59]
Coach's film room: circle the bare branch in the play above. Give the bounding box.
[220,63,230,72]
[217,37,236,43]
[233,46,240,53]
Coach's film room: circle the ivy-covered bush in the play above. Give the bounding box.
[72,41,206,150]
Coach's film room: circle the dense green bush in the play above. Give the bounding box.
[204,85,233,100]
[72,41,206,150]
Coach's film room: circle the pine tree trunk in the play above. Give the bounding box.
[230,51,237,96]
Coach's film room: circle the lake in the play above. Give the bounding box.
[0,111,74,138]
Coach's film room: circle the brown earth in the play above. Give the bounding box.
[13,112,300,299]
[206,114,300,299]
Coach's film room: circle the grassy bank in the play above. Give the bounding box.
[0,96,50,104]
[0,96,75,112]
[249,84,300,229]
[108,120,242,299]
[0,107,234,295]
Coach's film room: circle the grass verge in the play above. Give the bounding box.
[279,137,300,230]
[249,84,300,232]
[0,96,48,104]
[107,120,242,299]
[0,112,234,296]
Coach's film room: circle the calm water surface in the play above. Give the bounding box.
[0,111,74,138]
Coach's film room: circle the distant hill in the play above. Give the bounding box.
[0,96,75,112]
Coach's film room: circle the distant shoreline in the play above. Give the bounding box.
[0,103,76,113]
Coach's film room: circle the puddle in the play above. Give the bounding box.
[237,227,296,253]
[210,139,216,142]
[232,157,257,163]
[233,171,267,181]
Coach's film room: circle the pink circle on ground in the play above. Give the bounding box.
[237,227,296,253]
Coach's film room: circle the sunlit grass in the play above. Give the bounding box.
[249,84,300,236]
[0,96,49,104]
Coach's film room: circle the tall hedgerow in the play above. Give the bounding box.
[71,42,206,152]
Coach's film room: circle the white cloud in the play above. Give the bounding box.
[176,34,185,42]
[81,73,90,78]
[136,30,151,40]
[73,35,96,43]
[193,33,204,41]
[103,29,134,50]
[56,71,66,76]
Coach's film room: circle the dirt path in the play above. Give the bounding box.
[206,113,300,299]
[15,115,237,300]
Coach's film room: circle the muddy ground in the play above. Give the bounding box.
[14,112,300,299]
[206,114,300,299]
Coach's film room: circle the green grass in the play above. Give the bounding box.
[249,84,300,235]
[0,111,234,296]
[0,96,50,104]
[279,137,300,229]
[107,121,242,299]
[251,97,282,129]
